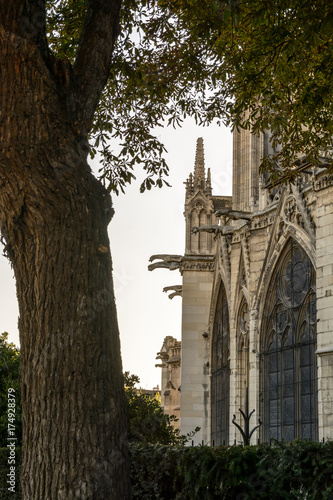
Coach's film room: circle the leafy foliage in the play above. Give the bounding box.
[0,334,21,448]
[129,440,333,499]
[2,440,333,498]
[124,371,192,445]
[151,0,333,180]
[45,1,333,191]
[0,359,184,449]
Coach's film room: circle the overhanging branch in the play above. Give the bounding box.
[68,0,121,138]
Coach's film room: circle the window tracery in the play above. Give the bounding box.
[211,281,230,446]
[237,299,249,412]
[260,239,317,442]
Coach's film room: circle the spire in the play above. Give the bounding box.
[185,172,194,198]
[185,137,212,200]
[206,168,212,196]
[193,137,205,189]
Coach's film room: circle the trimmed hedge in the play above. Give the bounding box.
[1,442,333,498]
[129,441,333,499]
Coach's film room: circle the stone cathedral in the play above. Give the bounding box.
[150,130,333,445]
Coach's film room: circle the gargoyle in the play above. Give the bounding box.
[215,208,253,221]
[148,254,183,271]
[191,225,235,237]
[163,285,183,299]
[191,225,223,235]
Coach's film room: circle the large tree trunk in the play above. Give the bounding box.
[0,2,129,498]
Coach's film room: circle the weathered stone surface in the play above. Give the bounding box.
[155,135,333,444]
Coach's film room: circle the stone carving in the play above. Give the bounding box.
[180,261,215,271]
[148,254,183,271]
[314,173,333,191]
[240,228,251,280]
[290,184,315,239]
[163,285,183,299]
[220,235,231,293]
[191,224,234,237]
[268,187,283,204]
[237,259,249,304]
[215,208,253,221]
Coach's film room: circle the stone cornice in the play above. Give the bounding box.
[316,346,333,356]
[180,254,215,273]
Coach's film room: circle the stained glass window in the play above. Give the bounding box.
[237,299,249,411]
[211,281,230,445]
[260,239,317,441]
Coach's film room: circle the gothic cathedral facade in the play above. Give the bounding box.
[151,130,333,445]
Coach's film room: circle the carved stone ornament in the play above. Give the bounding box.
[180,261,215,272]
[220,235,231,294]
[191,224,234,238]
[240,229,251,279]
[148,254,183,272]
[314,173,333,192]
[215,208,253,221]
[289,184,315,239]
[163,285,183,299]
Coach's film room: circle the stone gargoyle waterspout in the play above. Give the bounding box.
[148,254,183,271]
[191,225,235,237]
[215,208,253,221]
[163,285,183,299]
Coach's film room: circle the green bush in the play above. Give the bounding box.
[124,372,183,445]
[0,333,22,448]
[129,441,333,499]
[1,441,333,498]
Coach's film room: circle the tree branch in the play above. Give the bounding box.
[68,0,122,139]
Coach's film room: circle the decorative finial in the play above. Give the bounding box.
[206,167,212,195]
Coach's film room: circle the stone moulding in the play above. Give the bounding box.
[316,346,333,355]
[180,255,215,273]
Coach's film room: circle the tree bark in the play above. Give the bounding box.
[0,1,129,498]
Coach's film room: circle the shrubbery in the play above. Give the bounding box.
[2,346,332,498]
[129,441,333,499]
[124,372,183,445]
[0,333,22,448]
[1,441,333,498]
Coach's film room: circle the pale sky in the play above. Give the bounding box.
[1,119,232,389]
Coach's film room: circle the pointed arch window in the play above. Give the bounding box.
[237,299,249,411]
[260,239,317,442]
[199,209,207,253]
[211,282,230,445]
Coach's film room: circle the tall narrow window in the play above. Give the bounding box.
[199,209,207,253]
[211,282,230,445]
[237,300,249,411]
[260,239,317,442]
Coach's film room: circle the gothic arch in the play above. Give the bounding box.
[255,226,315,340]
[211,279,230,446]
[190,208,199,252]
[199,208,207,252]
[236,296,250,412]
[259,238,317,442]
